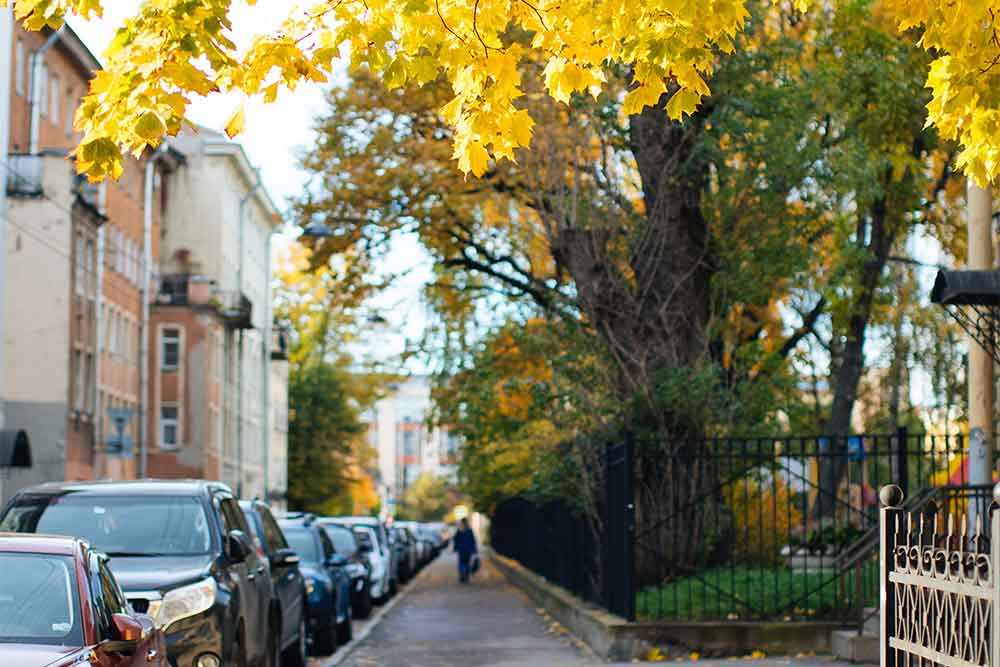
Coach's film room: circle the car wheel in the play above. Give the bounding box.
[311,617,336,656]
[389,577,398,597]
[268,613,281,667]
[337,605,353,646]
[354,584,373,619]
[282,615,307,667]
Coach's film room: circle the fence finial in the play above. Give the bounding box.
[881,484,904,508]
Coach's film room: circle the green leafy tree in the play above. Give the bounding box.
[396,474,461,522]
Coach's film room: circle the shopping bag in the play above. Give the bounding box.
[470,554,481,574]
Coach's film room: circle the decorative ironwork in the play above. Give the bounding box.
[938,303,1000,368]
[881,484,1000,667]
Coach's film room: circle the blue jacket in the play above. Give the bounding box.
[453,527,478,557]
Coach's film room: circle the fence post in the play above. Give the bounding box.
[624,431,636,622]
[880,485,903,667]
[992,483,1000,667]
[894,427,909,496]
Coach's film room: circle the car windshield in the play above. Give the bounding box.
[324,525,356,558]
[0,553,83,646]
[283,528,319,563]
[0,495,213,556]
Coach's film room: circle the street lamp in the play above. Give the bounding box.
[299,221,335,239]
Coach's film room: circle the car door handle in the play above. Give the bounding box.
[257,565,266,574]
[146,649,158,662]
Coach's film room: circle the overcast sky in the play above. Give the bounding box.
[69,3,431,370]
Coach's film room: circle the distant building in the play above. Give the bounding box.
[364,375,459,507]
[147,127,287,502]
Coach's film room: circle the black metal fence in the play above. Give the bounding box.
[490,439,634,618]
[493,429,977,624]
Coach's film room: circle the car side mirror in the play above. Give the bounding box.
[328,553,348,567]
[272,547,300,568]
[101,613,144,654]
[226,530,253,563]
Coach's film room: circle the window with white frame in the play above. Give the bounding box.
[50,74,60,126]
[15,40,24,96]
[116,231,125,274]
[161,327,181,370]
[85,239,95,299]
[73,350,84,411]
[160,405,179,449]
[74,235,85,296]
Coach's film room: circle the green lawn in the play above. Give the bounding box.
[636,562,878,621]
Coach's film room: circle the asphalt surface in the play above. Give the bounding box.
[328,550,596,666]
[313,552,862,667]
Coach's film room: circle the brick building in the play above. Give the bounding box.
[0,24,173,500]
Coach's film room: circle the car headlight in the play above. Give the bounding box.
[305,579,315,595]
[156,577,216,631]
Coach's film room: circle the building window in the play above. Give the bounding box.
[65,87,75,136]
[160,406,179,449]
[74,235,85,296]
[74,350,84,411]
[85,239,95,299]
[50,74,60,127]
[85,353,94,413]
[161,327,181,370]
[15,40,24,96]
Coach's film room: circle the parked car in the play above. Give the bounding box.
[389,525,418,583]
[241,500,308,667]
[315,519,374,619]
[335,517,396,602]
[395,521,430,566]
[0,534,168,667]
[278,516,352,655]
[0,480,275,667]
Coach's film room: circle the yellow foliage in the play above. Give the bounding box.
[14,0,998,184]
[725,472,800,565]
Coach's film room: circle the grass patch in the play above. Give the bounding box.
[636,562,878,621]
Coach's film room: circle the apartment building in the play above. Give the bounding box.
[365,376,460,505]
[146,126,287,501]
[0,24,173,500]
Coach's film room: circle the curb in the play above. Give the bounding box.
[320,558,435,666]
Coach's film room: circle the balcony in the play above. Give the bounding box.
[6,154,43,196]
[156,274,216,306]
[216,290,253,330]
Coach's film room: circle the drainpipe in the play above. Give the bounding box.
[29,28,64,155]
[0,6,13,439]
[139,145,168,479]
[262,228,276,502]
[236,169,263,497]
[94,227,104,477]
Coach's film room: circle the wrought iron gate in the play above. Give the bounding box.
[881,484,997,667]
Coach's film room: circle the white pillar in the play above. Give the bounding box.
[967,180,993,531]
[0,8,13,434]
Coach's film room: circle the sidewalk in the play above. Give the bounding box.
[335,550,600,666]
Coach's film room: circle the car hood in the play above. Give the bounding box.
[0,644,84,667]
[107,554,215,592]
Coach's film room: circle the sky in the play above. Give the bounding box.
[69,3,433,370]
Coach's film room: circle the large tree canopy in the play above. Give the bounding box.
[5,0,1000,185]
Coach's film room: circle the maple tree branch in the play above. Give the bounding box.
[434,0,467,44]
[778,296,827,359]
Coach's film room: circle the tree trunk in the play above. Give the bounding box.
[551,102,715,580]
[815,179,896,518]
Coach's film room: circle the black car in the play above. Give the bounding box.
[241,500,308,667]
[278,516,352,655]
[0,480,276,667]
[316,519,374,618]
[389,525,417,583]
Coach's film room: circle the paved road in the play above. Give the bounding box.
[330,551,597,667]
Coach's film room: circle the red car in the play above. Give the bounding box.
[0,533,167,667]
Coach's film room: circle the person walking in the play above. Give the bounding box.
[453,517,478,583]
